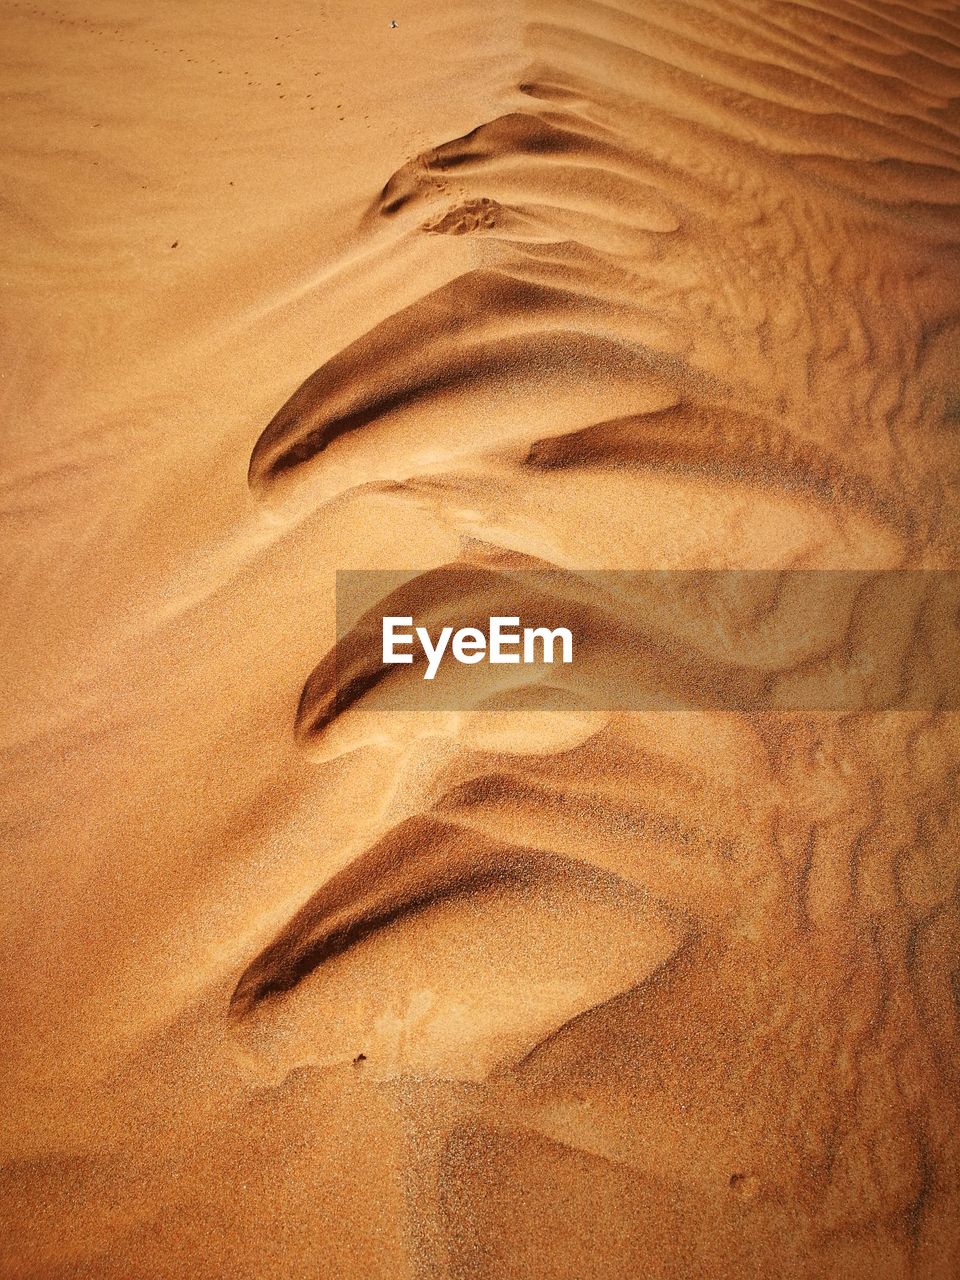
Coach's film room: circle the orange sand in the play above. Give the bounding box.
[2,0,959,1276]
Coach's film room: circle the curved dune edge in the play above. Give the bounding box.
[228,814,685,1082]
[231,0,960,1268]
[3,0,960,1276]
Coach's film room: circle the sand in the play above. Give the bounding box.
[2,0,959,1275]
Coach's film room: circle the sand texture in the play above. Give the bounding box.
[2,0,960,1276]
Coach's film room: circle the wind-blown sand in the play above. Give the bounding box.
[2,0,959,1276]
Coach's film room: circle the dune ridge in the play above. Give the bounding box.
[237,0,960,1267]
[2,0,960,1276]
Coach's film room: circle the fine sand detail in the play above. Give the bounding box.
[2,0,960,1276]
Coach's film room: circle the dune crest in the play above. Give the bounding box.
[2,0,960,1276]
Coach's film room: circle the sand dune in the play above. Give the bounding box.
[2,0,960,1276]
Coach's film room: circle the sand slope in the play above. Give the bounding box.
[2,0,960,1276]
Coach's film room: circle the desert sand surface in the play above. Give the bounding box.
[2,0,960,1276]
